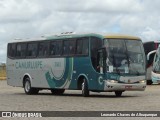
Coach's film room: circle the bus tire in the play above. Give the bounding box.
[24,78,39,95]
[115,91,123,97]
[51,89,65,95]
[147,80,153,85]
[82,79,89,97]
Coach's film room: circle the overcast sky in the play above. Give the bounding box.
[1,0,160,63]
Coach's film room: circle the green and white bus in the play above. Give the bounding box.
[7,33,146,97]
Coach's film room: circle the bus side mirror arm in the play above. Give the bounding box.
[147,50,156,61]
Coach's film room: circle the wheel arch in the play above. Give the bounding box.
[77,74,89,90]
[22,73,32,87]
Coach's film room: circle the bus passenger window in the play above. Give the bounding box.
[16,44,21,57]
[69,40,76,55]
[82,38,89,55]
[50,41,62,56]
[76,39,83,54]
[8,43,16,58]
[76,37,89,55]
[56,41,62,55]
[38,42,49,57]
[16,43,26,58]
[27,43,38,57]
[50,42,56,55]
[38,44,43,56]
[63,41,70,55]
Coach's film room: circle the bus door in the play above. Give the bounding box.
[97,48,106,89]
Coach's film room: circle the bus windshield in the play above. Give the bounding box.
[105,39,146,75]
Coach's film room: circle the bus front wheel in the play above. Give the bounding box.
[24,78,39,95]
[147,80,153,85]
[82,79,89,97]
[115,91,123,97]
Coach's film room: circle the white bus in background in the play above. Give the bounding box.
[143,41,160,85]
[152,45,160,84]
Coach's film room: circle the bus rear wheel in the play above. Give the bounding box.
[115,91,123,97]
[82,79,89,97]
[24,78,39,95]
[51,89,65,95]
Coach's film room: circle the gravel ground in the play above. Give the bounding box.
[0,80,160,120]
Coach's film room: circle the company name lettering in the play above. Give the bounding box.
[15,61,42,69]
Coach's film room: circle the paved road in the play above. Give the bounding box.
[0,80,160,119]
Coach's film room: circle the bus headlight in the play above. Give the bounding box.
[108,80,118,83]
[139,80,146,84]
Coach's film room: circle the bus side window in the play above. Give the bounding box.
[38,42,49,57]
[8,43,16,58]
[50,41,56,55]
[56,41,62,56]
[63,40,70,55]
[16,43,26,58]
[16,44,21,57]
[76,37,89,55]
[76,39,83,54]
[27,43,38,57]
[69,40,76,55]
[90,37,102,69]
[63,40,76,56]
[82,38,89,55]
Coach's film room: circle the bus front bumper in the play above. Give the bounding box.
[152,77,160,84]
[104,80,146,91]
[151,72,160,84]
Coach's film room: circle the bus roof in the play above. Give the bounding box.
[46,33,141,40]
[104,34,140,40]
[10,33,141,43]
[143,41,160,44]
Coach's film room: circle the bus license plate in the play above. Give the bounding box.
[125,86,132,89]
